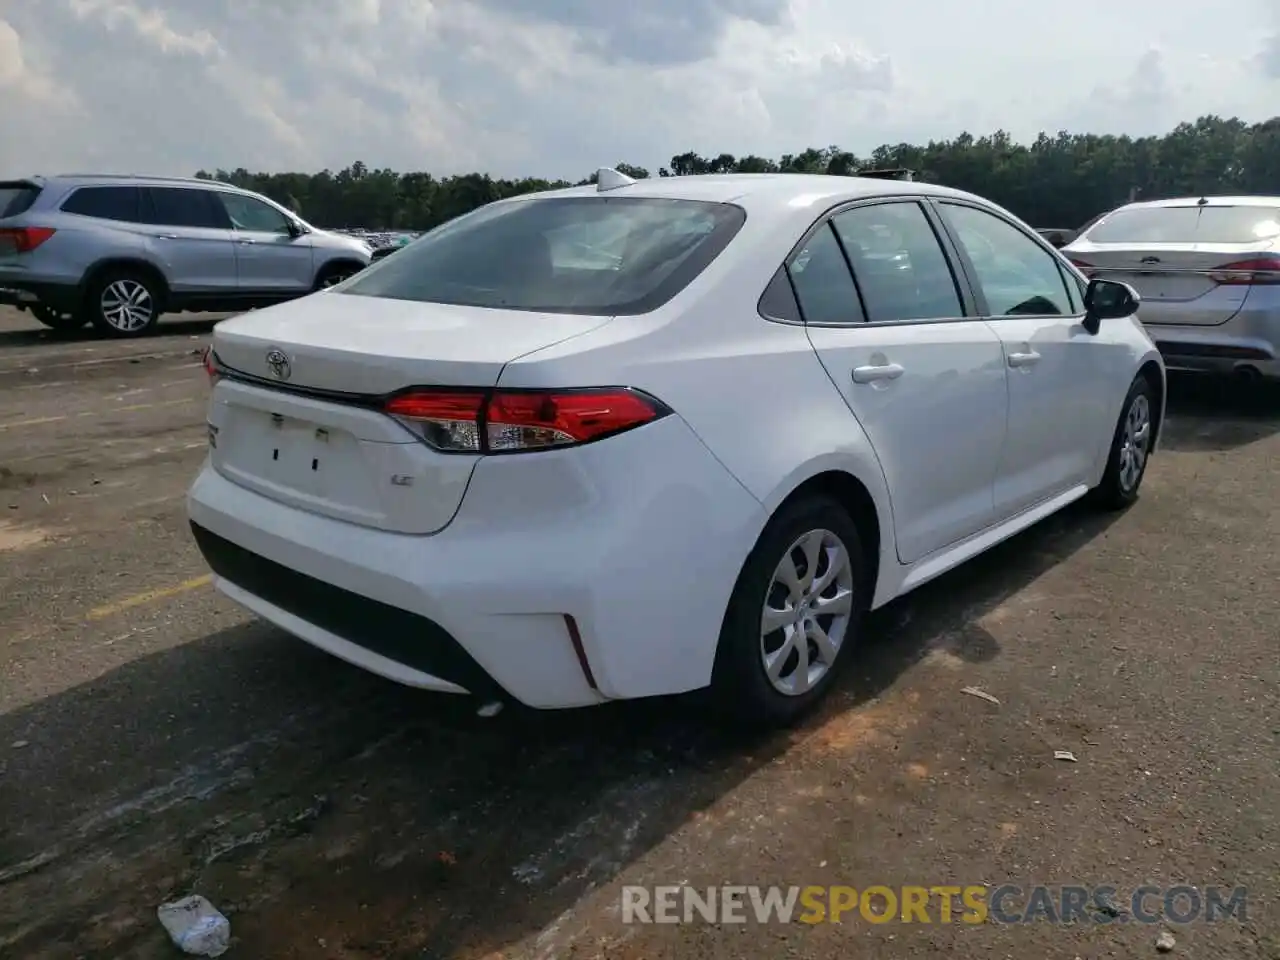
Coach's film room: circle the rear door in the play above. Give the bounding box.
[1067,203,1280,326]
[798,198,1008,565]
[138,187,239,292]
[213,191,314,294]
[934,199,1114,519]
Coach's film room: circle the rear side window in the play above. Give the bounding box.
[787,223,864,324]
[758,265,802,323]
[340,196,746,316]
[832,202,963,322]
[0,183,41,219]
[1084,206,1280,245]
[140,187,230,229]
[61,186,142,222]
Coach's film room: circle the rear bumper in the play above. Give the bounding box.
[0,278,81,313]
[186,415,766,709]
[1145,311,1280,379]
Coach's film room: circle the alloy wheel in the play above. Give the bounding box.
[760,528,856,696]
[99,279,154,332]
[1118,393,1151,493]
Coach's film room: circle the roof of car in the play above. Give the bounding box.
[46,173,247,191]
[1118,195,1280,210]
[523,173,983,215]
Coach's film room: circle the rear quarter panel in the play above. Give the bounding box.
[26,209,155,286]
[500,214,903,606]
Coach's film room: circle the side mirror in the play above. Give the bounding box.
[1082,278,1139,335]
[286,220,309,238]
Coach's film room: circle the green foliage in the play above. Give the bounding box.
[194,115,1280,232]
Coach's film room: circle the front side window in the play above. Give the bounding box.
[832,202,963,322]
[340,196,746,316]
[60,186,142,222]
[219,192,292,234]
[940,203,1074,317]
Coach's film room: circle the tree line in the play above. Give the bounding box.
[194,114,1280,233]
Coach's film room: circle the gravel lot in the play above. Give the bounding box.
[0,306,1276,959]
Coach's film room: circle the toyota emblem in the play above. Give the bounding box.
[265,348,292,381]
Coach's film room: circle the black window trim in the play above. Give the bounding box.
[757,194,982,329]
[928,198,1085,322]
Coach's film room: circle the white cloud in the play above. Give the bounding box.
[1,0,1277,181]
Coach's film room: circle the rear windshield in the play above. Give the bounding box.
[0,183,40,219]
[1084,205,1280,245]
[338,196,747,315]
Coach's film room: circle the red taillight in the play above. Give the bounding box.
[0,226,55,253]
[384,387,670,454]
[1208,257,1280,285]
[1069,258,1095,276]
[202,347,222,384]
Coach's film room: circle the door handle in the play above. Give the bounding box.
[237,239,255,246]
[1007,350,1041,368]
[851,363,905,384]
[157,234,179,240]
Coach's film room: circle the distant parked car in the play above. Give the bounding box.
[369,241,408,263]
[190,168,1163,728]
[0,175,372,337]
[1036,228,1077,248]
[1065,196,1280,381]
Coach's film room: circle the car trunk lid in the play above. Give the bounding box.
[207,292,613,533]
[212,291,614,394]
[1065,244,1280,325]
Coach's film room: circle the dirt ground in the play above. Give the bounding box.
[0,306,1276,959]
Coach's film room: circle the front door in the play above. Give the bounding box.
[933,200,1112,519]
[215,192,315,294]
[795,199,1009,564]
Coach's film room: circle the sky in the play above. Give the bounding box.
[2,0,1279,181]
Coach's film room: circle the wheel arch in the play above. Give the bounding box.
[1136,356,1166,451]
[314,256,368,288]
[754,457,897,609]
[81,257,171,310]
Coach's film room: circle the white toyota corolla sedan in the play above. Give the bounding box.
[188,169,1165,727]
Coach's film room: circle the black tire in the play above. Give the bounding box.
[710,495,870,729]
[32,305,87,332]
[314,262,361,290]
[1090,374,1156,511]
[85,268,163,338]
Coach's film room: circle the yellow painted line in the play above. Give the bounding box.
[0,414,67,430]
[86,574,212,621]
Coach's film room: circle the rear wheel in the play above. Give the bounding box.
[86,269,162,338]
[1090,374,1156,510]
[32,305,87,332]
[711,496,869,728]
